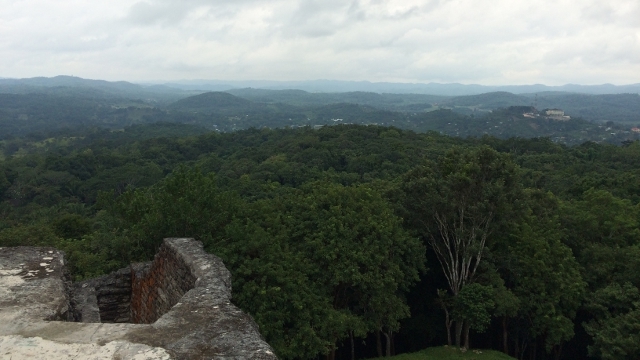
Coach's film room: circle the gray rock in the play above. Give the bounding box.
[0,238,278,359]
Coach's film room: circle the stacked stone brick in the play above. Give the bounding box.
[131,244,196,324]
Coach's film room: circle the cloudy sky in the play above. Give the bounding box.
[1,0,639,85]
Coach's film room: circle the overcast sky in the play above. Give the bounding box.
[1,0,639,85]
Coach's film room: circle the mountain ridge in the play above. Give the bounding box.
[2,76,639,96]
[156,79,640,96]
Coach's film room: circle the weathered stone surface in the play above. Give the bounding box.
[69,283,101,323]
[0,335,172,360]
[0,246,70,325]
[0,239,278,359]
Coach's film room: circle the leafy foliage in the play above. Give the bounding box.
[3,121,640,359]
[453,284,495,333]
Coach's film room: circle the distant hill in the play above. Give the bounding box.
[441,92,530,108]
[435,91,640,124]
[4,76,639,99]
[0,76,200,105]
[1,76,639,139]
[167,92,263,113]
[0,75,141,92]
[226,88,440,111]
[3,76,638,122]
[535,93,640,124]
[158,79,640,96]
[0,92,206,138]
[0,93,108,137]
[225,88,317,106]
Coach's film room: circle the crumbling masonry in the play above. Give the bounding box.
[0,238,277,359]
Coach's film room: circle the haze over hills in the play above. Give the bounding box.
[168,91,258,113]
[221,88,640,125]
[436,92,640,124]
[0,76,639,145]
[155,79,640,96]
[225,88,439,112]
[3,75,639,97]
[2,76,638,124]
[0,75,200,105]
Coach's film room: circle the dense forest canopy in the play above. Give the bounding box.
[2,77,640,359]
[2,122,640,359]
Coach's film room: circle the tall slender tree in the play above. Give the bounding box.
[401,146,521,346]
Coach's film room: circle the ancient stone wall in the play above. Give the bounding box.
[1,238,278,359]
[72,267,134,323]
[131,243,196,324]
[71,263,151,323]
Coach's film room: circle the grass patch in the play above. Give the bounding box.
[373,346,515,360]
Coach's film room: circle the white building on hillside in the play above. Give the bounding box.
[545,109,571,121]
[546,109,564,116]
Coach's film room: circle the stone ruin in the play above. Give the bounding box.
[0,238,278,359]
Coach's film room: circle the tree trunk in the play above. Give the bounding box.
[553,344,563,360]
[502,316,508,355]
[463,321,470,349]
[455,320,463,348]
[530,338,537,360]
[444,309,452,346]
[350,330,355,360]
[391,332,395,356]
[376,330,383,358]
[383,329,392,357]
[325,341,336,360]
[438,289,453,347]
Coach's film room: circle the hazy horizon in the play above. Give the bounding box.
[2,75,640,88]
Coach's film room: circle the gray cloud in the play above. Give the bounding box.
[0,0,638,85]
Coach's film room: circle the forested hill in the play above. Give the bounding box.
[225,88,440,111]
[0,75,201,105]
[439,91,640,124]
[1,76,640,144]
[159,78,640,95]
[440,91,530,108]
[2,123,640,359]
[1,90,639,145]
[224,88,640,124]
[167,91,258,112]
